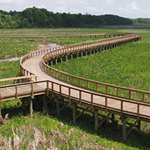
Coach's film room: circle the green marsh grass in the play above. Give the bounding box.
[1,28,150,149]
[53,31,150,100]
[0,39,37,58]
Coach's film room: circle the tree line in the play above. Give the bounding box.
[0,7,133,29]
[132,18,150,25]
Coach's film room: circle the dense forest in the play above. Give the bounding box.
[0,7,133,29]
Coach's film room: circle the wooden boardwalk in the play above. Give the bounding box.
[0,33,147,140]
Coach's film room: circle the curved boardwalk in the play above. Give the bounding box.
[0,33,148,140]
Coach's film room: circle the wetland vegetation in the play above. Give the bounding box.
[0,28,150,149]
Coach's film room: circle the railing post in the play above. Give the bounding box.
[121,101,123,116]
[117,88,119,96]
[87,81,89,88]
[69,87,71,104]
[142,93,145,102]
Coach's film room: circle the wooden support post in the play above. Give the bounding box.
[56,98,60,115]
[71,54,73,59]
[66,55,68,61]
[30,99,33,118]
[81,51,83,57]
[77,52,79,58]
[96,48,98,53]
[61,56,63,62]
[138,120,141,131]
[122,116,126,137]
[55,58,57,65]
[51,60,53,66]
[73,103,77,124]
[112,114,115,123]
[95,110,98,131]
[86,51,87,57]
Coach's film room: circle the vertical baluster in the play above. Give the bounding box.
[69,87,71,104]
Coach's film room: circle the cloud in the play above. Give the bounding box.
[127,2,141,12]
[102,0,114,6]
[117,3,142,14]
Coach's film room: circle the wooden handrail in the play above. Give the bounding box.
[41,34,146,103]
[1,79,149,120]
[0,32,131,38]
[17,32,148,121]
[0,75,37,83]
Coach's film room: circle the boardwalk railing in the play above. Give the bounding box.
[20,33,132,76]
[0,75,37,86]
[40,34,149,103]
[0,32,131,38]
[1,80,150,122]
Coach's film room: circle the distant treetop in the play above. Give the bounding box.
[0,7,133,29]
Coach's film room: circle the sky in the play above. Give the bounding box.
[0,0,150,18]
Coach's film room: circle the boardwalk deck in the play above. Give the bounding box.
[0,33,147,139]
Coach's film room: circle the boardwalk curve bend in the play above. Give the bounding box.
[0,32,148,140]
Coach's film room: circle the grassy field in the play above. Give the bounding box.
[1,28,150,149]
[53,30,150,92]
[0,39,37,58]
[0,28,119,35]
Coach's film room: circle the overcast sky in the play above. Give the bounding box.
[0,0,150,18]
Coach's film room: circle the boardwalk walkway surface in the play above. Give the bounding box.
[0,33,148,139]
